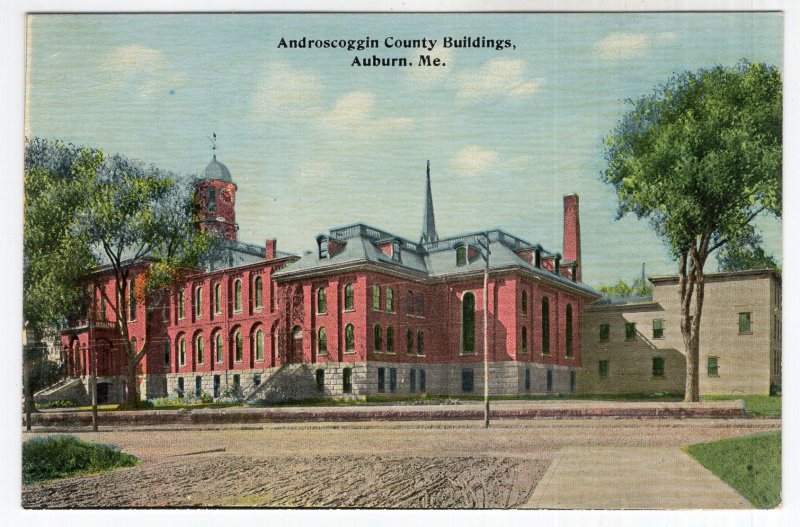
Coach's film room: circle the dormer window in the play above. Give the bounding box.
[392,240,401,261]
[456,245,467,266]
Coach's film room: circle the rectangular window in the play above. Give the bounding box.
[546,369,553,392]
[177,377,184,397]
[707,357,719,377]
[524,368,531,391]
[462,369,474,393]
[377,367,385,393]
[599,360,609,379]
[739,312,752,334]
[129,279,137,321]
[233,374,241,392]
[213,375,220,398]
[316,369,325,393]
[178,290,185,319]
[625,322,636,341]
[652,357,665,377]
[343,368,352,394]
[599,324,610,342]
[195,376,202,396]
[372,285,381,311]
[652,319,664,339]
[570,370,576,392]
[253,373,261,387]
[164,341,170,367]
[419,369,426,392]
[410,369,416,393]
[389,368,397,393]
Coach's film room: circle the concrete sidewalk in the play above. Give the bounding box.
[525,446,751,509]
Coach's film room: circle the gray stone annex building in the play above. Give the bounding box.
[576,269,782,396]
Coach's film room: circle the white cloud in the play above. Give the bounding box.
[451,145,499,175]
[251,61,322,118]
[594,32,677,60]
[317,90,413,134]
[408,47,454,83]
[102,45,183,98]
[456,59,541,102]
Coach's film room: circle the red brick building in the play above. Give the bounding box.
[55,156,599,403]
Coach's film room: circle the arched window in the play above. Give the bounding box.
[521,290,528,317]
[99,293,107,321]
[179,337,186,366]
[272,328,280,360]
[521,326,528,352]
[566,304,573,358]
[234,279,243,312]
[456,245,467,266]
[542,297,550,356]
[386,326,394,353]
[374,324,382,351]
[195,286,203,318]
[164,340,170,367]
[178,289,185,319]
[417,331,424,355]
[214,283,221,314]
[372,285,381,311]
[196,334,204,364]
[462,292,476,354]
[318,327,327,356]
[255,329,264,361]
[129,278,137,321]
[407,328,414,354]
[215,332,224,363]
[416,294,424,316]
[317,287,327,314]
[344,283,354,311]
[254,276,263,309]
[386,287,394,312]
[292,325,303,357]
[345,324,355,352]
[235,331,243,362]
[406,291,414,315]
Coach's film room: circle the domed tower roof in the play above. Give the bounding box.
[201,154,233,183]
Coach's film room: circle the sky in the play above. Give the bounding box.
[25,12,784,287]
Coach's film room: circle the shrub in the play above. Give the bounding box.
[22,435,139,484]
[35,399,78,409]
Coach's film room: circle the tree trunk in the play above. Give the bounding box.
[125,360,140,406]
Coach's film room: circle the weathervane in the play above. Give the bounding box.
[207,132,217,155]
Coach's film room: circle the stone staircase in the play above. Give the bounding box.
[246,363,316,403]
[34,377,85,404]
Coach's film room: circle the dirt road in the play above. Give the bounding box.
[21,418,780,508]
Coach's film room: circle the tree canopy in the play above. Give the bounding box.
[601,61,782,401]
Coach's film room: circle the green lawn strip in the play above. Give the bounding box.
[686,431,781,509]
[23,435,140,484]
[702,395,781,418]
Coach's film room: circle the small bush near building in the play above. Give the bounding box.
[34,399,77,409]
[22,435,139,484]
[687,431,781,509]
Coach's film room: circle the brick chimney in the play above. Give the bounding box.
[265,239,277,260]
[563,194,581,282]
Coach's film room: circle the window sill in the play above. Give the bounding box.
[343,308,355,313]
[254,307,263,313]
[460,352,476,356]
[707,374,720,378]
[652,336,665,340]
[233,309,243,315]
[344,350,355,354]
[738,332,753,336]
[317,312,327,316]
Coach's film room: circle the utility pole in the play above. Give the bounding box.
[91,344,98,432]
[477,233,491,428]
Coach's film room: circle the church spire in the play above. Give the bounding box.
[420,160,439,244]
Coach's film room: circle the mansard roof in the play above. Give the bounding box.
[273,222,600,298]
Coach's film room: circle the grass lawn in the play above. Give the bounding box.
[702,395,781,418]
[687,431,781,509]
[22,435,139,484]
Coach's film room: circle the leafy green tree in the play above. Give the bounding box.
[599,277,653,298]
[602,61,781,401]
[716,230,780,272]
[25,138,213,407]
[24,139,101,336]
[78,153,214,406]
